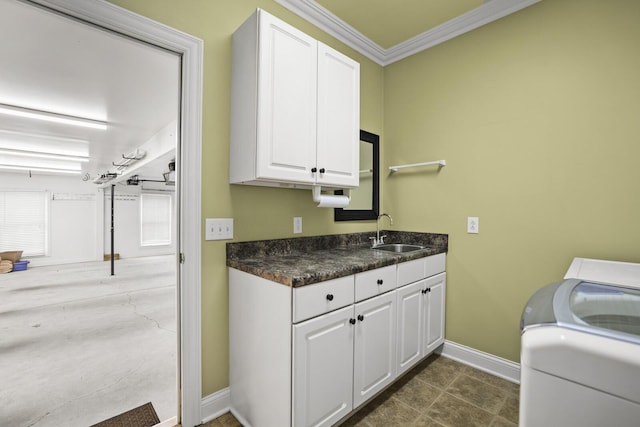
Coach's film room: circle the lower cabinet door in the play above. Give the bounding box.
[293,305,355,427]
[396,280,424,376]
[353,292,397,408]
[423,272,446,355]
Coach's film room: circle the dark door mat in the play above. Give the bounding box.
[90,402,160,427]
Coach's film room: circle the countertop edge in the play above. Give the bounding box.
[227,231,448,287]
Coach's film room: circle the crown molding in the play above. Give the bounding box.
[275,0,387,63]
[275,0,540,66]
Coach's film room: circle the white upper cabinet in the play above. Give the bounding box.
[316,42,360,188]
[230,9,360,189]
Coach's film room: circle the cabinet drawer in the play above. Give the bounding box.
[425,253,446,279]
[293,275,354,323]
[398,253,447,287]
[355,265,396,302]
[397,258,424,287]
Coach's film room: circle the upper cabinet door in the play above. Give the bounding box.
[316,42,360,188]
[256,11,317,183]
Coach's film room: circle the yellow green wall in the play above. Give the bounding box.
[107,0,640,397]
[106,0,384,396]
[384,0,640,362]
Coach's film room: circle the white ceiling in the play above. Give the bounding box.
[0,0,180,183]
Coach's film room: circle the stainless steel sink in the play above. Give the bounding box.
[372,243,426,253]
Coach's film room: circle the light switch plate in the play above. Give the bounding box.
[206,218,234,240]
[293,217,302,234]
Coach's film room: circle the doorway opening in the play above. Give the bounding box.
[0,0,203,425]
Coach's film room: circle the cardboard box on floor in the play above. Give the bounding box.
[0,251,23,263]
[0,259,13,273]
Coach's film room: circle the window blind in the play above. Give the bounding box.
[0,191,48,256]
[140,193,172,246]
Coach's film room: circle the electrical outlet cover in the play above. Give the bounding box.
[467,217,479,234]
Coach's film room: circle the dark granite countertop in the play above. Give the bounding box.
[227,231,448,287]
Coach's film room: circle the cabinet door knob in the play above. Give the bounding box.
[349,318,356,325]
[377,279,383,285]
[422,288,431,294]
[357,314,364,322]
[319,168,325,174]
[326,294,334,301]
[311,167,317,173]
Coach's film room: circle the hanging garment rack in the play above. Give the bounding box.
[389,160,446,173]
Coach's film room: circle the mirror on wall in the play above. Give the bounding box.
[334,130,379,221]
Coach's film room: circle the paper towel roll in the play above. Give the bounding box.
[316,195,350,208]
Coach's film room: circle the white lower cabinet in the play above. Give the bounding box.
[353,292,397,407]
[396,272,447,376]
[396,280,424,376]
[422,272,446,355]
[229,253,446,427]
[293,291,397,427]
[293,305,355,427]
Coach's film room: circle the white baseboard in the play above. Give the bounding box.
[200,341,521,423]
[200,387,230,424]
[438,340,521,384]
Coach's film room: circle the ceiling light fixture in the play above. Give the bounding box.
[0,164,82,175]
[0,103,108,130]
[0,148,89,162]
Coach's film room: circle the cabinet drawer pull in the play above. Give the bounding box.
[349,318,356,325]
[357,314,364,322]
[326,294,334,301]
[377,279,383,285]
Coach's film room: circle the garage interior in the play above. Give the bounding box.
[0,1,181,425]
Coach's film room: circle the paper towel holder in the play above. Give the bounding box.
[312,185,351,208]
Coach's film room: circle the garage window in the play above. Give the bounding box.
[0,190,49,257]
[140,193,172,246]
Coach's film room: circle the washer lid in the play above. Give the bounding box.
[554,280,640,345]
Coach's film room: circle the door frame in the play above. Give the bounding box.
[25,1,204,425]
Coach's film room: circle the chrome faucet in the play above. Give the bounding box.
[371,213,393,247]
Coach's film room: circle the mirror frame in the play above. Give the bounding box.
[334,129,379,221]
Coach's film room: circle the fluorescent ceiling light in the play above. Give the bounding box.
[0,153,82,171]
[0,148,89,162]
[0,130,90,157]
[0,164,81,175]
[0,103,107,130]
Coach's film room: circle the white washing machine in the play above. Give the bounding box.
[520,258,640,427]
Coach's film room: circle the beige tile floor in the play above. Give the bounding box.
[203,354,519,427]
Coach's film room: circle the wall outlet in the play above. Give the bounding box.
[205,218,234,240]
[467,217,479,234]
[293,217,302,234]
